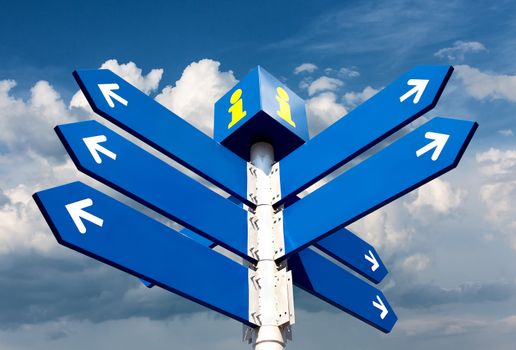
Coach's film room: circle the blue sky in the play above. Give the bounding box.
[1,0,516,349]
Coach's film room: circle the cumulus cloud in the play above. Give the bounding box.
[476,148,516,177]
[434,41,487,61]
[407,178,466,215]
[476,148,516,248]
[306,76,344,96]
[155,59,237,136]
[454,65,516,102]
[294,63,318,74]
[0,79,77,160]
[70,60,163,110]
[343,85,379,108]
[305,92,347,135]
[402,253,430,272]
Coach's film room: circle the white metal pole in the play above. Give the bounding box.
[250,142,286,350]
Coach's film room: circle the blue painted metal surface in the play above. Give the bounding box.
[33,181,253,326]
[141,227,215,288]
[214,66,308,160]
[314,228,388,284]
[282,117,478,260]
[72,69,251,206]
[289,249,397,333]
[55,120,250,261]
[276,65,454,207]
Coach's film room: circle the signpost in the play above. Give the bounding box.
[33,64,477,349]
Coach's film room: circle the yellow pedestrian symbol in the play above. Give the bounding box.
[227,88,247,129]
[275,87,296,127]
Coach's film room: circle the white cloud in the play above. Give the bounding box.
[454,65,516,102]
[305,92,347,135]
[498,129,513,136]
[306,76,343,96]
[338,66,360,78]
[434,41,486,61]
[407,178,466,215]
[70,59,163,110]
[294,63,318,74]
[476,148,516,177]
[402,253,430,272]
[343,86,379,108]
[0,79,75,159]
[155,59,237,136]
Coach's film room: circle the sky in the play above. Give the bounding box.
[1,0,516,349]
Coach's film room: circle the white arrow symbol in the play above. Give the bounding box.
[364,250,380,272]
[416,131,450,161]
[82,135,117,164]
[65,198,103,234]
[399,79,429,104]
[98,83,128,108]
[372,295,388,320]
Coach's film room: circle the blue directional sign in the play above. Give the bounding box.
[55,120,250,260]
[73,69,251,206]
[282,117,478,259]
[276,65,453,207]
[32,64,479,340]
[289,249,397,333]
[314,228,388,284]
[33,181,253,326]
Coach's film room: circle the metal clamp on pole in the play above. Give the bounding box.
[245,142,294,350]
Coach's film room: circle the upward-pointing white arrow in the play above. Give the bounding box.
[416,131,450,161]
[372,295,388,320]
[98,83,128,108]
[364,250,380,272]
[82,135,117,164]
[65,198,103,234]
[399,79,429,104]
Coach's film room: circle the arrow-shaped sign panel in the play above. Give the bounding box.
[73,69,251,207]
[289,249,397,333]
[276,65,453,207]
[282,117,478,260]
[33,182,253,326]
[314,228,388,284]
[55,120,250,261]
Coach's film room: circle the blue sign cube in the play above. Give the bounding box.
[214,66,308,161]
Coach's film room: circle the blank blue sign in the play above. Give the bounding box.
[282,117,478,260]
[73,69,251,206]
[55,120,250,261]
[33,181,253,326]
[277,65,453,207]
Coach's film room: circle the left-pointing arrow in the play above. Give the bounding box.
[33,181,253,326]
[55,120,250,262]
[82,135,117,164]
[74,69,250,206]
[97,83,128,108]
[64,198,103,234]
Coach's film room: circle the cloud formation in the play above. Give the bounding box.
[455,65,516,102]
[434,41,487,61]
[155,59,237,136]
[294,63,318,74]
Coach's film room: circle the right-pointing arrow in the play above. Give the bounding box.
[98,83,128,108]
[399,79,429,104]
[82,135,117,164]
[416,131,450,161]
[364,250,380,272]
[372,295,388,320]
[64,198,103,234]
